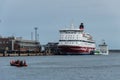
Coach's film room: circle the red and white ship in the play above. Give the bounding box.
[58,23,96,55]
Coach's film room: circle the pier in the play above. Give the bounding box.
[0,52,43,57]
[109,49,120,53]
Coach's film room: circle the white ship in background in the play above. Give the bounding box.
[58,23,96,55]
[95,40,109,55]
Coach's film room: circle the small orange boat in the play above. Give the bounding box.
[10,60,27,67]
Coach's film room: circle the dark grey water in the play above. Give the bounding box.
[0,53,120,80]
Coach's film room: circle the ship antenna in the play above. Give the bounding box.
[102,39,106,45]
[70,19,75,29]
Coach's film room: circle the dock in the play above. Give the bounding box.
[0,52,44,57]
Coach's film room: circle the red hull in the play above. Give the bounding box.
[10,60,27,67]
[58,45,95,54]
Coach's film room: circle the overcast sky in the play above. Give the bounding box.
[0,0,120,49]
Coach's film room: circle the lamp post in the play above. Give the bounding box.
[34,27,38,41]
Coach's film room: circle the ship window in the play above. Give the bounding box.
[71,42,73,44]
[65,41,67,44]
[68,35,70,40]
[73,36,74,39]
[70,35,72,39]
[65,36,67,40]
[76,35,78,40]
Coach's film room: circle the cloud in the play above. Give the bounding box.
[0,0,120,48]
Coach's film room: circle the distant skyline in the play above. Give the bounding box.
[0,0,120,49]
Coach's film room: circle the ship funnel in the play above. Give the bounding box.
[79,23,84,30]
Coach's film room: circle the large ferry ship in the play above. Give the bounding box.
[58,23,96,55]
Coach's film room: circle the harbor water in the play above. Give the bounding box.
[0,53,120,80]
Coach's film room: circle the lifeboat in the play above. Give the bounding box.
[10,60,27,67]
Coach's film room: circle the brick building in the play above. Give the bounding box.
[0,36,41,53]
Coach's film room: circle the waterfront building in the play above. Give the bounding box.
[0,36,41,53]
[44,42,59,55]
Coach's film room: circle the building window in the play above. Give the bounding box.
[6,41,8,44]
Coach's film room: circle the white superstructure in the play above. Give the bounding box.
[58,23,96,54]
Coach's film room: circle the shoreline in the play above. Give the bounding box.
[0,53,44,57]
[0,50,120,57]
